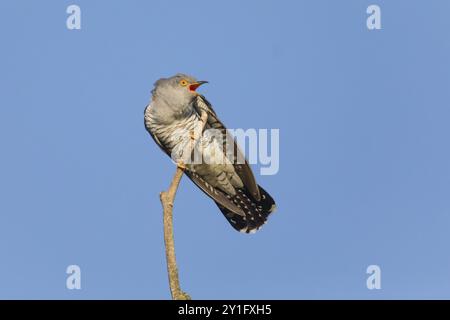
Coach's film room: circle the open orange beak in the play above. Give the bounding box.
[189,81,208,92]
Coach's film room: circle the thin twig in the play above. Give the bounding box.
[160,167,191,300]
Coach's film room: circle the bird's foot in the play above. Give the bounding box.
[176,161,186,171]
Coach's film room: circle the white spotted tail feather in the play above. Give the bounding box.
[217,185,276,233]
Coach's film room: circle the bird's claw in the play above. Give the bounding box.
[177,161,186,170]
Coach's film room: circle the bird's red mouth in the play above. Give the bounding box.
[189,81,208,92]
[189,83,201,92]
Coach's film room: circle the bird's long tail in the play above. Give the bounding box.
[215,185,276,233]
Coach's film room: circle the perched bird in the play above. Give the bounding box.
[144,74,276,233]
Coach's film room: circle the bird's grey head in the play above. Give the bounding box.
[151,74,208,115]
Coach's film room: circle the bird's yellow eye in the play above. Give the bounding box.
[179,79,188,86]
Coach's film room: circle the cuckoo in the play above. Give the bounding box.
[144,74,276,233]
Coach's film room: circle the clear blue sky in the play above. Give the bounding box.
[1,0,450,299]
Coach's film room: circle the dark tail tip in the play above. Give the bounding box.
[217,185,276,234]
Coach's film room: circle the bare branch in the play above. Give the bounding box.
[160,167,190,300]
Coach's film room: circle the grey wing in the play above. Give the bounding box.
[192,95,261,201]
[184,170,246,216]
[186,95,275,232]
